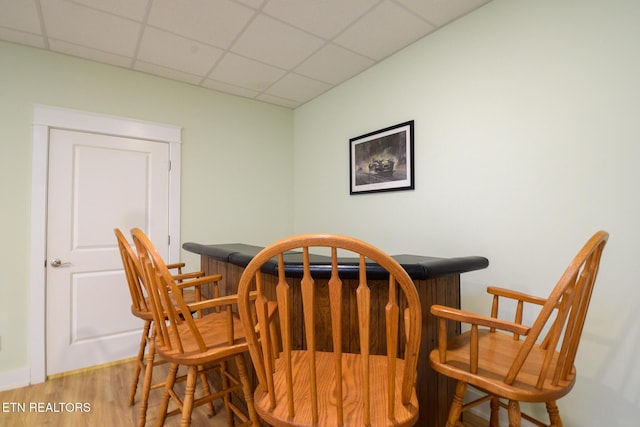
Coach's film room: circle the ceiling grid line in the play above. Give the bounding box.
[130,0,155,70]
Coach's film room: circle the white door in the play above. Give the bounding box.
[46,128,170,375]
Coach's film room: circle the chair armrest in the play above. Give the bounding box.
[487,286,548,307]
[175,274,222,290]
[187,294,238,312]
[186,290,259,312]
[166,262,186,270]
[431,305,530,336]
[172,271,205,281]
[431,304,531,373]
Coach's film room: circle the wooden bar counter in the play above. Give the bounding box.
[183,242,488,427]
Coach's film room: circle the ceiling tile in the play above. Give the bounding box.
[255,92,300,109]
[295,43,374,85]
[0,27,45,48]
[49,39,132,68]
[71,0,150,22]
[0,0,492,108]
[263,0,378,39]
[231,14,324,69]
[334,0,435,60]
[147,0,255,49]
[40,0,141,57]
[137,26,223,76]
[0,0,42,33]
[208,52,286,91]
[134,60,204,85]
[201,79,260,99]
[397,0,491,26]
[265,73,332,103]
[234,0,265,9]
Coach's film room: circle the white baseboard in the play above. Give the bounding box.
[0,368,30,392]
[466,388,536,427]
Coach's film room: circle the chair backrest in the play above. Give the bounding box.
[236,234,422,426]
[131,227,208,354]
[114,228,149,316]
[504,230,608,388]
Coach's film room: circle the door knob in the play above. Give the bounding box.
[49,259,71,268]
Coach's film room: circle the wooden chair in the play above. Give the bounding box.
[114,228,215,426]
[429,231,608,427]
[131,227,258,427]
[236,234,422,427]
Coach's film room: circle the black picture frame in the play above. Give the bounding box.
[349,120,414,195]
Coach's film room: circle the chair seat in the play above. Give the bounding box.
[255,350,419,427]
[157,311,249,364]
[429,329,576,402]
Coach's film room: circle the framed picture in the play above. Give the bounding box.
[349,120,414,195]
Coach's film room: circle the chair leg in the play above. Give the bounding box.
[507,400,521,427]
[129,319,151,406]
[180,366,198,427]
[489,397,500,427]
[138,325,156,427]
[155,363,179,427]
[197,364,216,417]
[220,360,235,426]
[235,354,259,425]
[446,381,467,427]
[546,400,563,427]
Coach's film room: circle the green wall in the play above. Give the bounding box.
[293,0,640,424]
[0,40,293,377]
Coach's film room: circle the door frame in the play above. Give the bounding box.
[29,104,182,384]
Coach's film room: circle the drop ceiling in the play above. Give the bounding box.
[0,0,492,108]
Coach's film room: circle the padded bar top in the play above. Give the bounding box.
[183,242,488,280]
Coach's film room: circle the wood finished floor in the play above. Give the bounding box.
[0,360,229,427]
[0,359,489,426]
